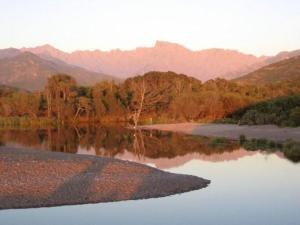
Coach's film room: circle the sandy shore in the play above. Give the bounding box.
[141,123,300,142]
[0,147,209,210]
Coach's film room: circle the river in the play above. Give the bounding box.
[0,126,299,225]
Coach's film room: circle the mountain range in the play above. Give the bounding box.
[21,41,300,81]
[22,41,266,80]
[1,41,300,90]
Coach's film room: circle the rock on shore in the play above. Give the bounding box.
[0,147,209,209]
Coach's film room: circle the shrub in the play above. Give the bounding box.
[289,107,300,126]
[239,134,246,144]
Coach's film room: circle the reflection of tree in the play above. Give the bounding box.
[45,127,79,153]
[47,127,52,150]
[133,129,146,159]
[3,127,298,163]
[0,127,240,159]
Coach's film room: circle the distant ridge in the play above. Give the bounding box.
[234,55,300,84]
[1,41,300,87]
[0,51,116,91]
[21,41,267,81]
[0,48,20,59]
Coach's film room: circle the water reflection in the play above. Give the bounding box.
[0,126,298,168]
[1,127,300,225]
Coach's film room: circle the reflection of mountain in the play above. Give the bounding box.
[114,149,256,169]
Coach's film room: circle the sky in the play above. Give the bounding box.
[0,0,300,56]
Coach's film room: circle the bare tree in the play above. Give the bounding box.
[128,77,169,129]
[131,79,146,128]
[73,96,91,122]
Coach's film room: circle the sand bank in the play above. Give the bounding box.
[0,147,209,209]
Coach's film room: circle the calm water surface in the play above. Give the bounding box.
[0,126,299,225]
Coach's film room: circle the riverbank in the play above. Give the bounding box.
[140,123,300,142]
[0,147,209,209]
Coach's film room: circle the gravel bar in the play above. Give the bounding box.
[0,147,210,209]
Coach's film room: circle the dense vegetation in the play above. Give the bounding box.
[222,95,300,127]
[1,71,300,127]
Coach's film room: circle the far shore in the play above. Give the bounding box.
[0,147,209,210]
[140,123,300,142]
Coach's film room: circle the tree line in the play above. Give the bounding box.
[1,71,300,127]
